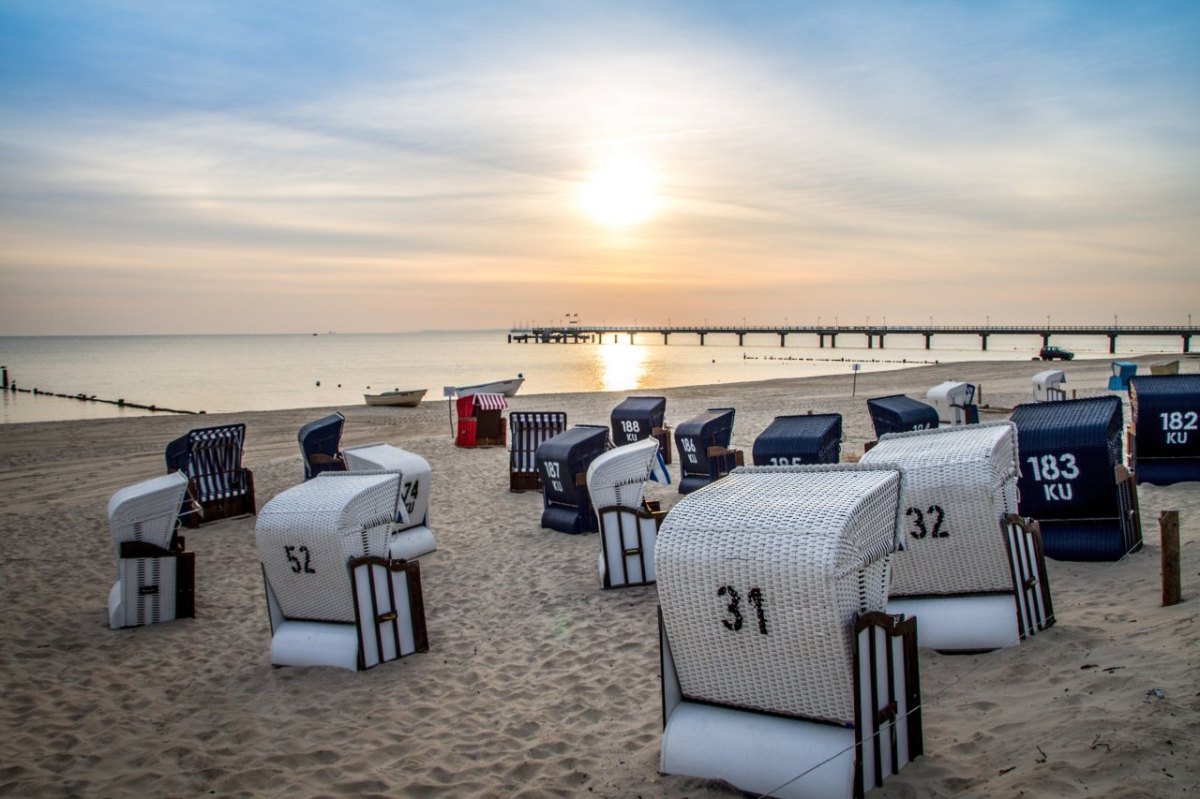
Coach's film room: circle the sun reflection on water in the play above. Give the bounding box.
[596,341,649,392]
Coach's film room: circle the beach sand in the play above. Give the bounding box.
[1,356,1197,798]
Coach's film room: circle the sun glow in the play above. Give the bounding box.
[579,153,660,227]
[596,341,649,392]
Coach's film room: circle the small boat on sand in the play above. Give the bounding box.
[455,374,524,398]
[364,388,427,407]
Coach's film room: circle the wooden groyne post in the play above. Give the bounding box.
[1161,511,1181,607]
[2,366,7,390]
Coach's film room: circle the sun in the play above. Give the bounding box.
[579,153,660,227]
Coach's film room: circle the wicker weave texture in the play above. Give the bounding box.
[656,465,903,723]
[587,437,659,510]
[256,473,401,623]
[861,422,1018,595]
[343,443,431,531]
[107,472,189,555]
[1130,376,1200,460]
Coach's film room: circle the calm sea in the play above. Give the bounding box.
[0,330,1182,425]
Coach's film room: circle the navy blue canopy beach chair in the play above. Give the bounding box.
[867,394,939,440]
[1010,397,1140,561]
[1128,375,1200,485]
[165,423,256,528]
[751,413,842,466]
[674,408,741,494]
[298,412,347,480]
[536,425,610,533]
[611,396,672,464]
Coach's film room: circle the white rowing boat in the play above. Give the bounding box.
[364,388,427,407]
[455,374,524,398]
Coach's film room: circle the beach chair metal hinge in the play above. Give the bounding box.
[376,611,398,623]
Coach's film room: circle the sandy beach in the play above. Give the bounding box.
[1,356,1196,799]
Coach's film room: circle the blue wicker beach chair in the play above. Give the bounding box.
[256,472,428,671]
[298,412,347,480]
[107,471,194,630]
[674,408,741,494]
[165,423,255,528]
[1010,396,1141,561]
[657,464,921,799]
[751,414,842,466]
[1128,375,1200,485]
[536,424,610,534]
[1107,361,1137,391]
[509,411,568,492]
[861,423,1054,651]
[866,394,939,440]
[611,396,672,464]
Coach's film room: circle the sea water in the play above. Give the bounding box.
[0,330,1183,425]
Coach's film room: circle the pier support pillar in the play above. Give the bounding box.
[819,334,825,348]
[779,333,786,347]
[1,367,6,390]
[867,335,874,349]
[1042,333,1051,346]
[830,333,837,349]
[879,334,885,349]
[924,334,932,350]
[699,332,706,346]
[663,333,669,345]
[1184,335,1192,353]
[1109,334,1117,354]
[738,332,745,346]
[629,333,635,345]
[980,334,989,351]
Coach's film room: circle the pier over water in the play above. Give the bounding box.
[509,324,1198,353]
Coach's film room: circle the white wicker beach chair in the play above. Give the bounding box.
[1032,369,1067,402]
[586,437,666,588]
[342,443,436,560]
[860,422,1053,651]
[255,472,428,670]
[107,471,194,630]
[656,464,921,799]
[926,381,979,425]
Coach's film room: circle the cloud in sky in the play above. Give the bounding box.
[1,1,1197,334]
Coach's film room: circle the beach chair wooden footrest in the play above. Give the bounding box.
[109,544,195,630]
[349,556,429,670]
[597,506,660,588]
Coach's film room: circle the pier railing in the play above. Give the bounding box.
[508,324,1198,353]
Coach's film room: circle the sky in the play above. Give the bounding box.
[1,0,1197,335]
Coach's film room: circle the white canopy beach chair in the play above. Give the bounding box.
[1032,369,1067,402]
[586,437,668,588]
[342,443,436,560]
[255,472,428,670]
[656,464,921,799]
[861,423,1054,651]
[107,471,194,630]
[926,381,979,426]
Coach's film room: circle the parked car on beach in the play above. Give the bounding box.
[1037,345,1074,361]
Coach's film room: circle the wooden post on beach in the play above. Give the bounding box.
[1161,510,1181,607]
[1,366,7,390]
